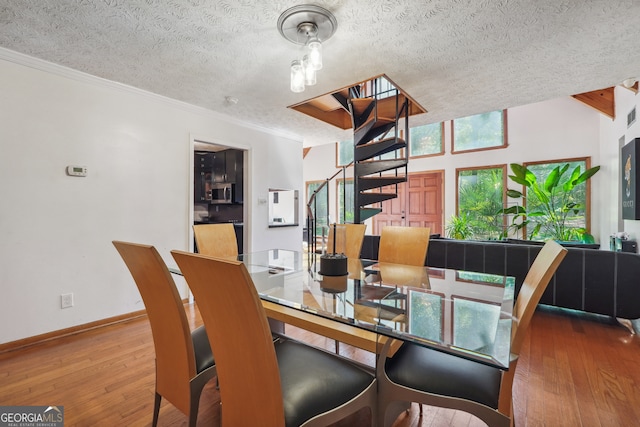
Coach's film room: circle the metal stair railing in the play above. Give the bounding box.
[306,161,353,255]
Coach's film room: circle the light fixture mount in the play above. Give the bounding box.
[278,5,337,45]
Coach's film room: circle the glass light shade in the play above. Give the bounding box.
[302,55,316,86]
[307,37,322,70]
[290,60,305,93]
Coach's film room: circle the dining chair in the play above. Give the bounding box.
[112,241,217,427]
[192,223,238,259]
[171,250,377,427]
[326,223,367,259]
[376,239,567,427]
[378,225,431,266]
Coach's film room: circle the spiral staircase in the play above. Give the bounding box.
[294,75,426,251]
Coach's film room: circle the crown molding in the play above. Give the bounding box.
[0,47,302,143]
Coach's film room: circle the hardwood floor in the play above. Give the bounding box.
[1,304,639,426]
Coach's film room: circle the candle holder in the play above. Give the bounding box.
[319,224,348,276]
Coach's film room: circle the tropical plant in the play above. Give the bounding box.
[501,162,600,241]
[458,168,504,239]
[445,212,474,240]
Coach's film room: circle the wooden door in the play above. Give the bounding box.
[373,171,444,235]
[371,182,405,234]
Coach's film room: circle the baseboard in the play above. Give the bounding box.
[0,309,149,355]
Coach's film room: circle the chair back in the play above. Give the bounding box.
[378,225,431,266]
[112,241,196,415]
[193,223,238,259]
[171,250,284,427]
[510,240,567,355]
[326,223,367,259]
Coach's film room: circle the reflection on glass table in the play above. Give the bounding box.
[238,250,515,369]
[379,269,515,368]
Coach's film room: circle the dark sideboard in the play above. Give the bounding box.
[360,236,640,332]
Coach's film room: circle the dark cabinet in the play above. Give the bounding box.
[214,149,242,184]
[195,152,215,203]
[213,153,226,183]
[195,152,214,170]
[224,150,243,203]
[194,150,243,204]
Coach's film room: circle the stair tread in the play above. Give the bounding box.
[358,176,406,191]
[359,207,382,222]
[355,116,395,133]
[356,158,407,177]
[355,137,406,161]
[360,191,397,195]
[354,118,397,146]
[358,176,406,181]
[358,192,398,206]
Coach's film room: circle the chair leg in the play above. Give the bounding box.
[335,340,340,354]
[189,387,204,427]
[152,392,162,427]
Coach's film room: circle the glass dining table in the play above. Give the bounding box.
[237,249,516,370]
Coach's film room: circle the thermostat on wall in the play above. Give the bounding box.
[66,165,87,177]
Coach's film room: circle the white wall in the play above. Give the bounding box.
[604,86,640,240]
[0,53,303,344]
[303,96,609,241]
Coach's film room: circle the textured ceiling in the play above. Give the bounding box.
[1,0,639,146]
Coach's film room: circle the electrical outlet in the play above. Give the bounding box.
[61,293,74,309]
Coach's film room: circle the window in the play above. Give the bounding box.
[452,110,507,153]
[523,158,591,240]
[306,181,329,236]
[337,179,355,224]
[409,122,444,157]
[456,166,506,240]
[336,139,354,167]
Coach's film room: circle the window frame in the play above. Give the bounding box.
[520,157,593,239]
[408,122,445,159]
[451,110,508,154]
[305,179,330,236]
[455,164,508,240]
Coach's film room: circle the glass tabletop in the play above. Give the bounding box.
[239,249,515,369]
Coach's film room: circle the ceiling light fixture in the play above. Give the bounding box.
[278,5,337,93]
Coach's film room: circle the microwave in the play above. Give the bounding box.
[210,183,235,204]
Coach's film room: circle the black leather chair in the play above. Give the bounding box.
[113,241,216,427]
[172,250,377,427]
[376,240,567,427]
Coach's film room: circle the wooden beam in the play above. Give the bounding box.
[571,87,615,119]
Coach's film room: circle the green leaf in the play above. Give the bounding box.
[558,163,570,177]
[501,205,526,215]
[510,163,527,179]
[524,168,537,185]
[508,174,530,187]
[573,165,601,186]
[531,182,549,204]
[506,189,523,198]
[544,166,561,192]
[529,223,542,239]
[563,166,582,192]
